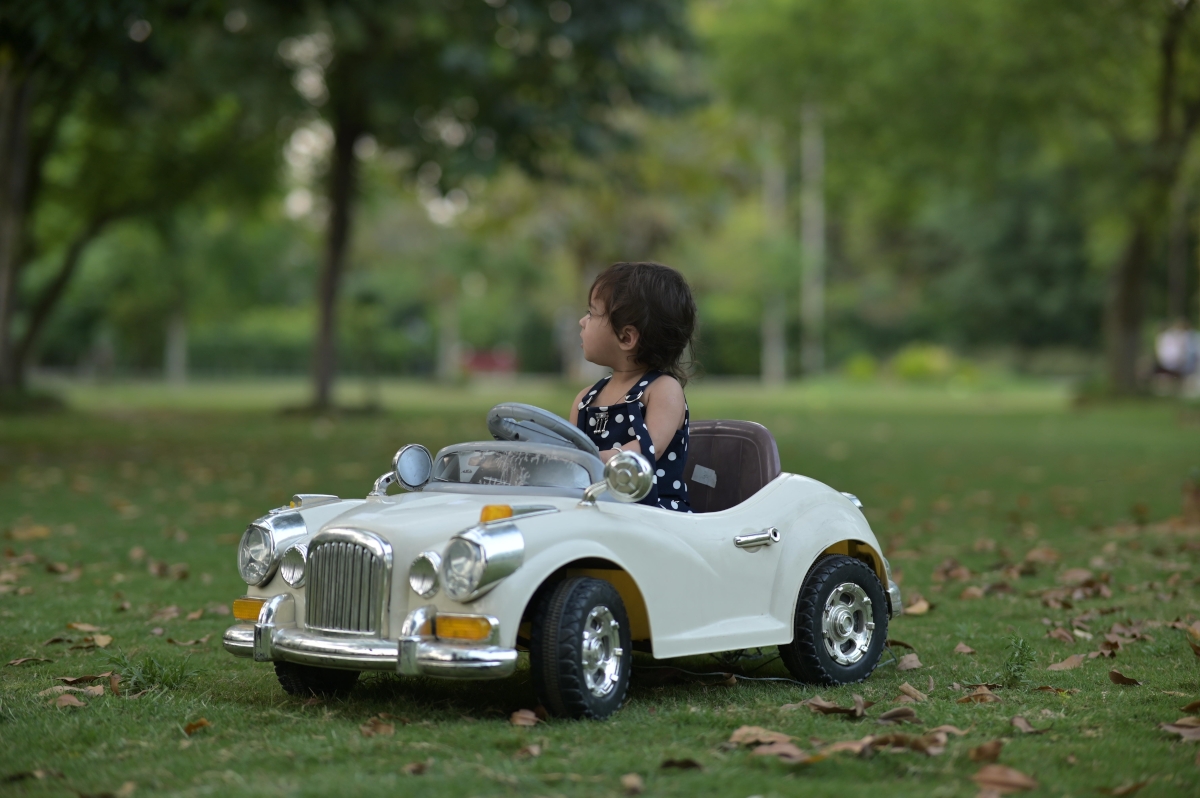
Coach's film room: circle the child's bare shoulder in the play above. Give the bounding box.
[644,374,684,403]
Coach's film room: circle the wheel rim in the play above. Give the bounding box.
[580,605,623,697]
[821,582,875,666]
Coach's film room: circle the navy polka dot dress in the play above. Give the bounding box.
[575,370,691,512]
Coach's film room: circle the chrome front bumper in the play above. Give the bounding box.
[223,597,517,679]
[887,579,903,617]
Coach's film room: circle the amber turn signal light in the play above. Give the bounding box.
[479,504,513,523]
[232,596,267,621]
[435,615,493,641]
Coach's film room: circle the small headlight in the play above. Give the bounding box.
[409,551,442,599]
[442,538,485,602]
[238,525,274,586]
[280,544,307,587]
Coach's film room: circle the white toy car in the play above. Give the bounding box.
[224,404,901,719]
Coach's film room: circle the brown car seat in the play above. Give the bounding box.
[686,420,781,513]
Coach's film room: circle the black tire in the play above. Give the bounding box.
[530,577,632,720]
[274,661,360,698]
[779,555,888,685]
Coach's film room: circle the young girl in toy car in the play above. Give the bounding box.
[570,261,696,513]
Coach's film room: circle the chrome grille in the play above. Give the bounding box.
[305,531,390,635]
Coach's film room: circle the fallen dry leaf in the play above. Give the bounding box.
[1058,568,1094,586]
[819,737,874,755]
[166,635,210,647]
[401,760,429,775]
[1024,546,1060,564]
[887,638,915,649]
[955,642,976,655]
[750,740,814,764]
[183,718,211,736]
[109,674,122,695]
[6,657,51,667]
[55,672,112,685]
[149,605,180,622]
[972,764,1038,793]
[795,694,873,718]
[53,693,85,708]
[905,596,932,615]
[877,706,919,725]
[960,585,985,600]
[897,653,923,671]
[359,716,393,737]
[82,685,104,698]
[898,683,928,702]
[1046,627,1076,645]
[1159,722,1200,741]
[620,773,644,795]
[66,622,102,633]
[115,782,136,798]
[510,709,541,727]
[660,758,702,770]
[186,609,203,621]
[872,731,947,756]
[729,726,793,746]
[1011,716,1047,734]
[1108,670,1141,686]
[1098,781,1150,796]
[1180,700,1200,713]
[928,725,970,736]
[514,744,541,759]
[1047,654,1085,671]
[1035,685,1077,695]
[958,686,1001,704]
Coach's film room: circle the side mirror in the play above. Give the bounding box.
[581,450,653,505]
[394,444,433,491]
[370,444,433,497]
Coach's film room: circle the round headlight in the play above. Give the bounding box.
[238,525,274,586]
[442,538,485,602]
[409,551,442,599]
[280,544,307,587]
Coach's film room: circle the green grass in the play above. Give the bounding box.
[2,377,1199,797]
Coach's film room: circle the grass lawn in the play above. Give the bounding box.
[2,377,1199,797]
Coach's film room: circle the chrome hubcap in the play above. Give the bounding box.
[581,605,623,697]
[821,582,875,666]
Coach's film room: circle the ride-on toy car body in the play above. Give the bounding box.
[224,403,901,718]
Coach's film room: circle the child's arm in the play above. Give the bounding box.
[568,386,590,427]
[616,376,686,462]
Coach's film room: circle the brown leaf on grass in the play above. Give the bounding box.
[109,674,122,695]
[928,725,971,736]
[183,718,211,736]
[897,653,922,671]
[359,716,393,737]
[905,596,932,615]
[1047,654,1085,671]
[55,672,112,685]
[66,622,102,632]
[819,736,874,755]
[1046,627,1075,645]
[510,709,541,727]
[1161,722,1200,741]
[166,635,210,647]
[750,741,814,764]
[2,769,64,783]
[1089,649,1116,660]
[115,782,136,798]
[877,706,919,725]
[955,642,976,655]
[1187,638,1200,659]
[58,567,81,583]
[45,562,70,574]
[620,773,644,795]
[872,731,948,756]
[53,693,85,708]
[1108,670,1141,686]
[797,695,874,718]
[972,764,1038,793]
[660,759,702,770]
[1010,716,1048,734]
[149,628,164,636]
[1181,700,1200,713]
[729,726,793,746]
[401,761,429,775]
[70,635,112,650]
[1035,685,1078,695]
[958,686,1001,704]
[1166,716,1200,727]
[1058,568,1094,586]
[959,585,985,600]
[514,744,541,759]
[1024,546,1060,564]
[6,657,51,667]
[82,685,104,697]
[38,686,83,697]
[1098,781,1150,796]
[887,638,915,649]
[149,605,180,622]
[186,609,203,621]
[898,683,928,702]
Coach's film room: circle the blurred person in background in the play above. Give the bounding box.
[1153,319,1198,391]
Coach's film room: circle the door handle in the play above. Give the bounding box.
[734,527,779,549]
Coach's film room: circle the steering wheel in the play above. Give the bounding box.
[486,403,601,457]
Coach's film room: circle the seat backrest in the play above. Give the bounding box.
[686,420,781,513]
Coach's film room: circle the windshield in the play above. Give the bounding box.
[432,448,593,490]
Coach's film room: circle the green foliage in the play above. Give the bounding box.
[1000,635,1036,688]
[104,649,200,694]
[891,344,955,383]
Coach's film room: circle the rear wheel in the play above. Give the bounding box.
[779,555,888,685]
[274,661,360,698]
[530,577,631,719]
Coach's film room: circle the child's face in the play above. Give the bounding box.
[579,291,622,367]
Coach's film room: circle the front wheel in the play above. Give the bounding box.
[274,661,360,698]
[530,577,632,719]
[779,555,888,685]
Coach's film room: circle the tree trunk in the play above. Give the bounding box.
[761,125,786,385]
[164,310,188,386]
[311,117,360,410]
[1106,223,1153,392]
[1168,178,1190,321]
[799,102,825,376]
[0,70,34,392]
[437,295,461,382]
[13,217,107,383]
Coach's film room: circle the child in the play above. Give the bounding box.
[569,262,697,512]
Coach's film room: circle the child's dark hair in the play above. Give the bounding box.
[590,261,697,385]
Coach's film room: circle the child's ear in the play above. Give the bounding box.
[617,325,640,352]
